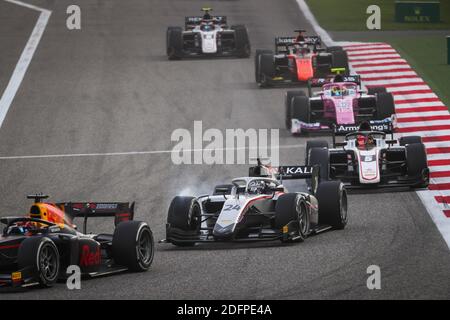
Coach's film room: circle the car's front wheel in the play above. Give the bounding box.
[18,237,60,287]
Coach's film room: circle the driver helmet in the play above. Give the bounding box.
[331,86,342,96]
[248,180,266,195]
[200,24,213,31]
[357,134,367,148]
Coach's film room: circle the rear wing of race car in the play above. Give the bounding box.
[184,15,227,29]
[309,75,361,87]
[274,36,321,54]
[331,121,394,145]
[57,202,135,233]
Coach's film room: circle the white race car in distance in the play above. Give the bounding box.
[166,8,250,59]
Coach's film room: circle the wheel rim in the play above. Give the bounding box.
[298,203,309,235]
[137,228,153,266]
[340,189,348,223]
[39,244,58,281]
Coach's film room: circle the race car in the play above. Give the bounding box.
[305,122,429,189]
[286,74,396,135]
[255,30,348,87]
[0,194,154,289]
[166,7,250,59]
[161,160,347,246]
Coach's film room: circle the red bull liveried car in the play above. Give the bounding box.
[255,31,348,87]
[285,75,396,135]
[0,194,154,289]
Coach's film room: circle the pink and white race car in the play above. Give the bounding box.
[285,75,396,135]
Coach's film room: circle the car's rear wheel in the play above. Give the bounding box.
[399,136,422,146]
[308,147,330,181]
[405,143,429,187]
[316,181,347,229]
[275,193,309,242]
[112,221,154,271]
[376,92,395,120]
[255,49,272,83]
[291,96,310,125]
[18,237,60,287]
[167,26,183,60]
[368,86,387,96]
[232,25,250,58]
[327,46,343,53]
[259,53,275,87]
[331,50,349,73]
[305,140,329,165]
[285,91,306,129]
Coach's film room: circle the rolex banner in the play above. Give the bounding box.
[395,1,440,23]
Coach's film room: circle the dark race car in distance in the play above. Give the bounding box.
[0,194,154,289]
[255,30,349,87]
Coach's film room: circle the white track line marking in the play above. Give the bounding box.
[349,54,402,61]
[0,1,51,128]
[0,143,306,160]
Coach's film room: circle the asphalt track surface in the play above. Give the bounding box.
[0,0,449,299]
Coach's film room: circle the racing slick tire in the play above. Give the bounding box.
[308,147,330,181]
[399,136,422,146]
[327,46,344,53]
[275,193,309,242]
[232,25,251,58]
[291,96,310,126]
[112,221,154,272]
[213,184,234,195]
[259,53,275,87]
[405,143,429,187]
[368,87,387,96]
[285,91,306,129]
[305,140,329,165]
[375,92,395,120]
[255,49,272,83]
[167,26,183,60]
[316,181,347,229]
[167,196,201,246]
[18,237,60,287]
[331,50,349,74]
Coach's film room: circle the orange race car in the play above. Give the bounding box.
[0,194,154,289]
[255,30,349,87]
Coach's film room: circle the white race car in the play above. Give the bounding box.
[161,160,347,246]
[166,8,250,59]
[305,122,429,189]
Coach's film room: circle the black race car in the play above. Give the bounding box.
[0,195,154,289]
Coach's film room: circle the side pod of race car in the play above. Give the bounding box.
[286,74,396,135]
[305,122,430,189]
[0,195,154,289]
[161,160,348,246]
[166,7,250,59]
